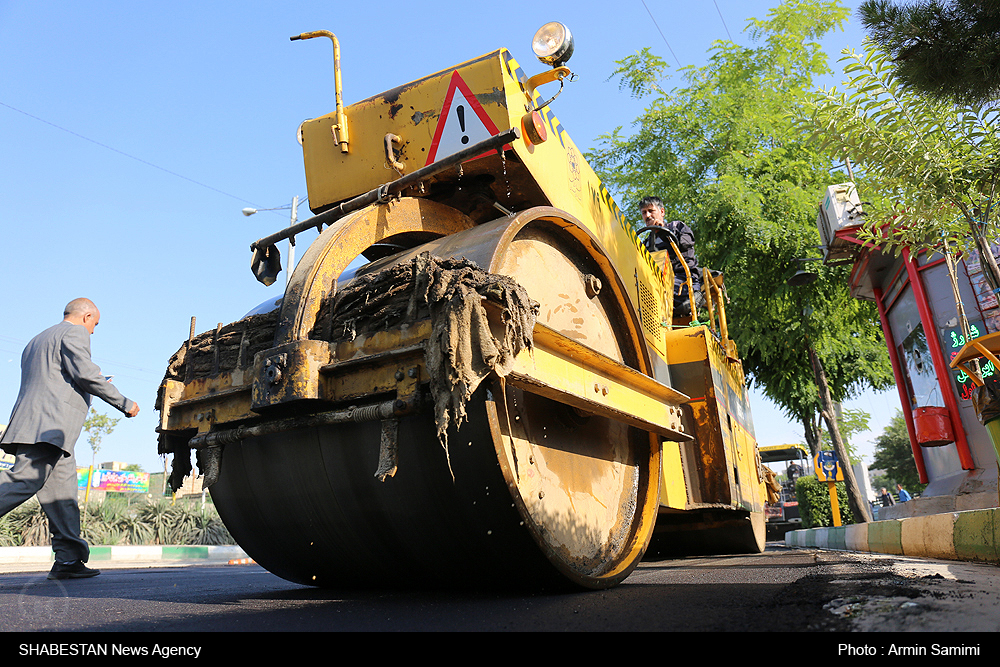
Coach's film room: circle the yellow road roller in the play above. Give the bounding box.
[155,23,766,590]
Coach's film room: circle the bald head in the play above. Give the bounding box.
[63,298,101,334]
[64,298,98,319]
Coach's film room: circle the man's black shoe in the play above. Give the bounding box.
[48,560,100,580]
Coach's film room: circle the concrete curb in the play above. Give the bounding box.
[0,545,248,565]
[786,507,1000,563]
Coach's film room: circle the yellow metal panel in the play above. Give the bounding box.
[659,323,765,512]
[659,440,687,509]
[703,326,764,512]
[663,326,713,365]
[163,372,254,431]
[300,48,669,366]
[496,52,668,358]
[507,324,689,441]
[252,340,333,410]
[301,51,509,210]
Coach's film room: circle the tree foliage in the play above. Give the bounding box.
[795,475,857,527]
[800,38,1000,296]
[82,409,121,505]
[588,0,894,433]
[871,409,927,494]
[815,406,871,463]
[83,408,120,459]
[859,0,1000,107]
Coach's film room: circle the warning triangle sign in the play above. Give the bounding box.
[425,71,504,166]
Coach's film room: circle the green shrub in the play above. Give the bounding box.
[0,497,235,547]
[0,501,49,547]
[795,475,856,527]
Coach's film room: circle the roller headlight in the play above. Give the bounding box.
[532,22,574,67]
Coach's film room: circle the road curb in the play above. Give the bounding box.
[786,507,1000,563]
[0,545,248,565]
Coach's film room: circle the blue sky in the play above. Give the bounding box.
[0,0,895,473]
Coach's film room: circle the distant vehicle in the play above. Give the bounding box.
[759,444,811,538]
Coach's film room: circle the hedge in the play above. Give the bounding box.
[795,475,856,527]
[0,497,235,547]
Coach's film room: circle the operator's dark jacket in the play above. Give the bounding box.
[644,220,703,297]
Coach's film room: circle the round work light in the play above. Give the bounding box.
[532,22,574,67]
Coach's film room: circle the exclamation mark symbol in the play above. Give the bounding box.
[457,105,469,144]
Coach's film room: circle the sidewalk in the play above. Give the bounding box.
[0,545,251,573]
[785,506,1000,563]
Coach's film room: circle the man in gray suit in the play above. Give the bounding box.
[0,298,139,579]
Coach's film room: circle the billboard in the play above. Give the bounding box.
[77,468,150,493]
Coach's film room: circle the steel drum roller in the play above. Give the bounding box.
[158,24,765,591]
[203,203,662,589]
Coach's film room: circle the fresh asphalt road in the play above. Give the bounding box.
[2,544,999,648]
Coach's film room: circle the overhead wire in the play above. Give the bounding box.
[641,0,682,68]
[0,332,162,380]
[0,103,307,376]
[641,0,739,68]
[0,100,287,217]
[714,0,734,41]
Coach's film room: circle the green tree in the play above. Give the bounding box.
[871,409,926,495]
[802,39,1000,288]
[83,409,119,465]
[801,37,1000,376]
[82,409,120,505]
[588,0,892,522]
[858,0,1000,106]
[814,406,871,463]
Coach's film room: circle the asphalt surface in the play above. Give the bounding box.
[2,544,999,647]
